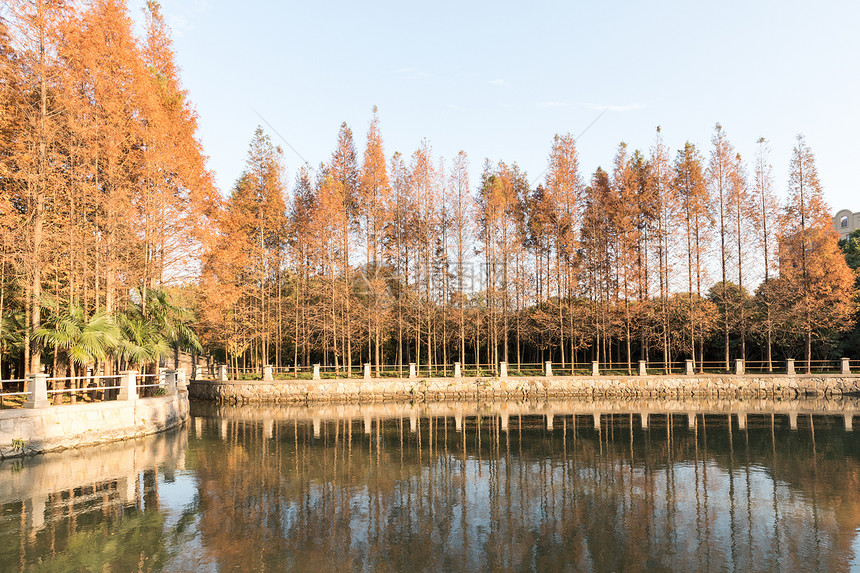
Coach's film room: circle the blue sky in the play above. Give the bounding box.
[130,0,859,211]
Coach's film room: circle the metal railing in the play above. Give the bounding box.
[197,356,859,382]
[0,370,175,409]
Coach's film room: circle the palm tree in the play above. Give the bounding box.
[116,314,169,371]
[34,303,120,404]
[132,288,202,368]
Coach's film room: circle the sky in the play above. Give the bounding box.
[129,0,859,212]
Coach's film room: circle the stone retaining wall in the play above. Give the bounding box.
[0,391,189,459]
[190,375,860,403]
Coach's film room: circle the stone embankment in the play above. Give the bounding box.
[0,391,189,459]
[190,374,860,404]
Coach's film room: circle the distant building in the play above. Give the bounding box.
[834,209,860,240]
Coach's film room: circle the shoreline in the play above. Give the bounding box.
[0,391,189,459]
[189,374,860,403]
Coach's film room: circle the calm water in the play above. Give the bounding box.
[2,399,860,572]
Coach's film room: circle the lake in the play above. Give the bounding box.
[2,399,859,572]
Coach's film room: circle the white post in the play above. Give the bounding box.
[789,412,798,430]
[545,361,552,377]
[24,373,49,409]
[641,413,649,429]
[593,413,601,430]
[546,413,554,430]
[262,365,274,382]
[688,412,696,429]
[176,369,187,392]
[410,413,417,433]
[737,412,747,430]
[639,360,647,376]
[500,412,509,432]
[842,357,851,375]
[364,363,371,381]
[164,370,177,395]
[500,361,508,378]
[592,361,599,377]
[364,415,372,434]
[844,413,853,432]
[118,371,138,401]
[455,412,463,432]
[454,362,462,379]
[786,358,796,376]
[735,359,745,376]
[313,417,321,438]
[409,363,417,379]
[218,364,228,381]
[686,359,694,376]
[193,364,204,380]
[313,364,321,380]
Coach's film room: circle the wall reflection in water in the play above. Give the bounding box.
[2,399,860,572]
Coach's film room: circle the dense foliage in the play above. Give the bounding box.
[0,0,212,379]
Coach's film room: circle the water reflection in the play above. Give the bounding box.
[2,398,860,572]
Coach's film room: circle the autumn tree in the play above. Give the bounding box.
[544,134,583,369]
[707,123,736,370]
[751,137,779,370]
[775,135,857,371]
[358,107,391,374]
[673,142,711,370]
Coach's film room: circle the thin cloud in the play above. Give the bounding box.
[585,103,644,112]
[489,79,507,86]
[162,0,209,36]
[537,101,644,112]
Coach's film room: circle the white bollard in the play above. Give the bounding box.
[409,363,417,379]
[787,358,796,376]
[313,364,321,380]
[193,364,204,380]
[454,362,461,379]
[24,373,49,409]
[176,369,187,391]
[217,364,228,381]
[364,363,371,381]
[735,359,745,376]
[164,370,177,395]
[686,359,694,376]
[592,361,599,377]
[262,365,274,382]
[118,371,138,401]
[500,362,508,378]
[545,361,552,377]
[842,358,851,375]
[639,360,647,376]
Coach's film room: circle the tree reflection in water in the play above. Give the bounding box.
[1,401,859,572]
